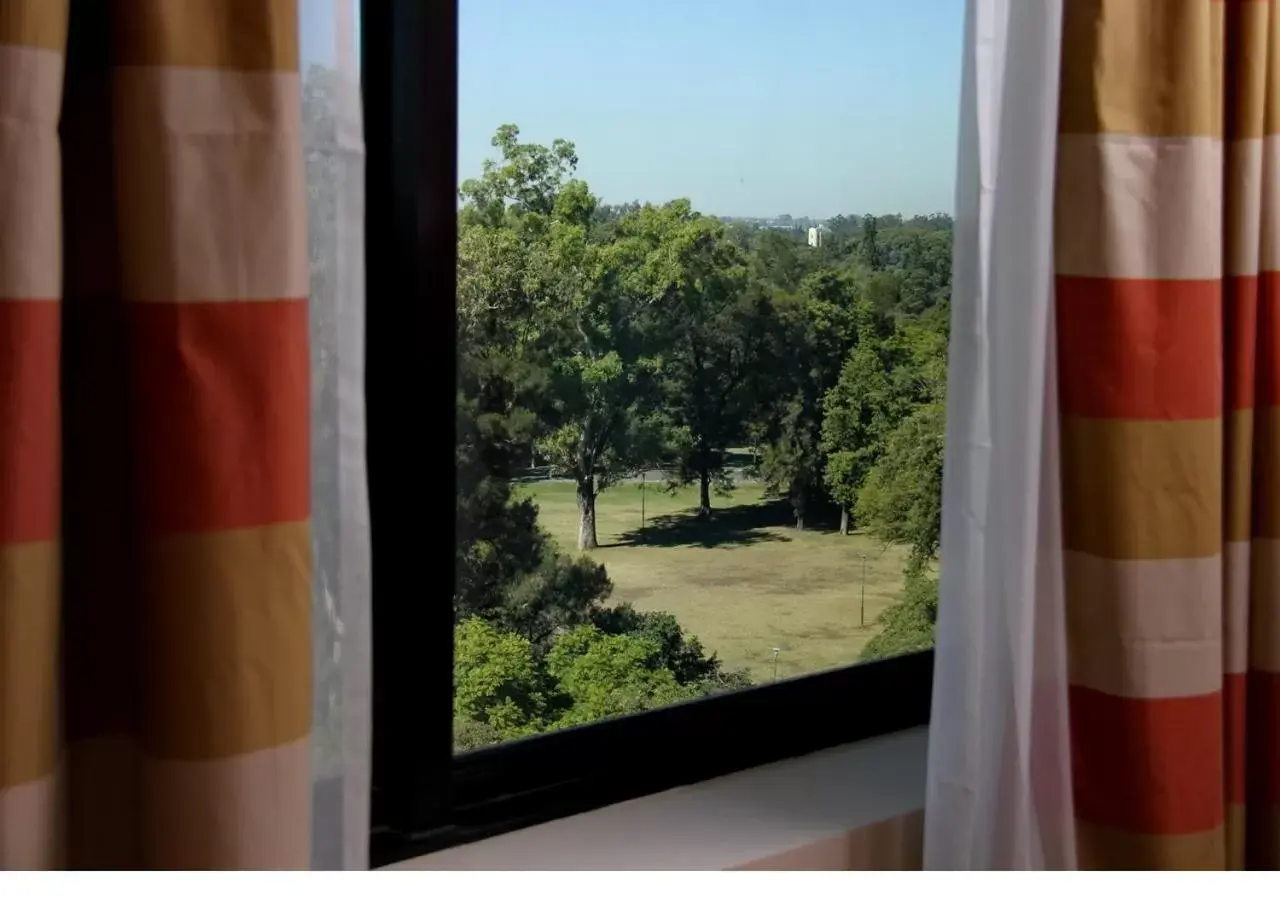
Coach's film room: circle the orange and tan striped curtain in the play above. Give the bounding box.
[0,0,313,868]
[1056,0,1280,870]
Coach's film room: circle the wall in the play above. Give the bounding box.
[387,726,927,871]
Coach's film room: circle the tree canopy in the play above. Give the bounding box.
[453,125,953,746]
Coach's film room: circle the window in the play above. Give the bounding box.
[367,0,956,867]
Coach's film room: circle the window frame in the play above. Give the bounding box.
[362,0,935,870]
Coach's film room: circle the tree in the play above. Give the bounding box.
[859,572,938,661]
[453,607,753,751]
[878,227,952,316]
[532,263,664,548]
[622,202,768,516]
[459,123,579,227]
[453,618,549,742]
[455,291,611,641]
[459,125,665,550]
[546,625,699,727]
[755,277,855,529]
[858,214,884,271]
[454,130,615,632]
[820,325,895,534]
[590,603,751,689]
[750,228,809,292]
[759,394,826,530]
[856,402,945,570]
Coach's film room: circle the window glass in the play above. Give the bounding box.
[455,0,962,752]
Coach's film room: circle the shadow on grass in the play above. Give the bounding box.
[605,498,796,549]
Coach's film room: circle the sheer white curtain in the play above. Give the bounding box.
[300,0,372,871]
[923,0,1074,870]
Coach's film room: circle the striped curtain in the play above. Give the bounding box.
[0,0,312,868]
[1056,0,1280,870]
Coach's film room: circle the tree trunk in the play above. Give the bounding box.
[840,506,849,535]
[795,512,805,531]
[698,466,712,519]
[577,478,599,550]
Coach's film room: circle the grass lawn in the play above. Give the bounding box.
[518,480,910,683]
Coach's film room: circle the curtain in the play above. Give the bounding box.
[301,0,369,872]
[923,0,1075,870]
[930,0,1280,871]
[1055,0,1277,870]
[0,0,370,869]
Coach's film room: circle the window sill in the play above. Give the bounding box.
[382,726,927,870]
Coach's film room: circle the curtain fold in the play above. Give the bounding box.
[0,0,369,870]
[0,0,67,868]
[924,0,1073,870]
[933,0,1280,871]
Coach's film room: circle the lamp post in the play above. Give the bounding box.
[860,554,867,627]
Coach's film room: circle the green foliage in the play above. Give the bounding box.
[820,325,897,516]
[454,306,613,640]
[624,204,771,514]
[454,122,955,750]
[859,572,939,662]
[758,399,826,529]
[591,604,751,689]
[453,126,620,630]
[458,123,580,226]
[460,125,704,549]
[546,625,699,726]
[858,214,884,270]
[453,618,549,739]
[453,612,749,751]
[856,403,945,570]
[501,551,614,646]
[453,717,506,753]
[751,229,811,292]
[754,282,856,528]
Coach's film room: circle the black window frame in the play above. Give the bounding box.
[363,0,935,870]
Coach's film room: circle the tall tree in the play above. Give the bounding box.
[820,323,895,534]
[459,126,667,550]
[622,202,768,516]
[459,123,578,227]
[455,229,613,640]
[530,220,664,548]
[454,127,619,634]
[755,277,855,529]
[858,214,884,271]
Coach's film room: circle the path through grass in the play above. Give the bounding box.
[520,480,909,683]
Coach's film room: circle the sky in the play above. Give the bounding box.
[459,0,965,219]
[299,0,358,69]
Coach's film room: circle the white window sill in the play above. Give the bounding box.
[386,725,927,870]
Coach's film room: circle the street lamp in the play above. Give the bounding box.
[860,554,867,627]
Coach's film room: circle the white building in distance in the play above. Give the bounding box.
[807,226,825,248]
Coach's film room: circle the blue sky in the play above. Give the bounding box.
[300,1,343,67]
[459,0,964,219]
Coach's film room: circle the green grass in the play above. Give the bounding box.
[519,479,910,683]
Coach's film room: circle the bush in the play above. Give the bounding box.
[590,604,747,687]
[859,572,938,662]
[546,625,697,727]
[453,617,549,739]
[452,604,755,750]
